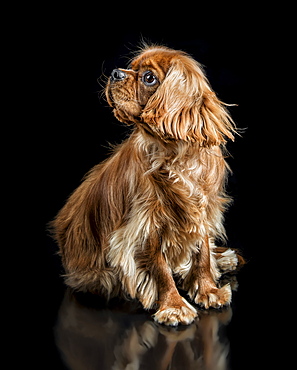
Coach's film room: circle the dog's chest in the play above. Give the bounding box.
[163,158,202,196]
[150,160,204,225]
[140,145,209,236]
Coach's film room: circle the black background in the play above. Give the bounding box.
[30,4,283,369]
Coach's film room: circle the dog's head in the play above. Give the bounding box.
[106,45,236,146]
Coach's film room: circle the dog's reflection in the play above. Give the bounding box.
[55,289,233,370]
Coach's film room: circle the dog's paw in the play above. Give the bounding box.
[216,248,239,273]
[194,284,232,309]
[153,298,197,326]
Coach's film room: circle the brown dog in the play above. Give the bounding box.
[52,45,243,326]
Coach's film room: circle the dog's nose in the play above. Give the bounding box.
[110,69,126,81]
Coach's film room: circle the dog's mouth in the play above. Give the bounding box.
[106,81,142,121]
[109,89,132,106]
[106,79,132,105]
[106,80,143,124]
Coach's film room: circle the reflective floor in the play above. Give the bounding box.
[55,291,232,370]
[45,260,272,370]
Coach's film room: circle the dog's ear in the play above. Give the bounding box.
[141,56,236,146]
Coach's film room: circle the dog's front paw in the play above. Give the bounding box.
[153,298,197,326]
[194,284,231,309]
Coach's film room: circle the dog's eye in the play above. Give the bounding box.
[142,71,158,86]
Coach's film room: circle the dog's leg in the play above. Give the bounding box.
[150,250,197,326]
[196,237,231,308]
[188,237,232,308]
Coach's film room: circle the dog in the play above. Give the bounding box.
[52,45,243,326]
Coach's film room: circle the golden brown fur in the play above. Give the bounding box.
[52,45,243,326]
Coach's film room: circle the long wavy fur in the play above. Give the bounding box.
[52,45,243,326]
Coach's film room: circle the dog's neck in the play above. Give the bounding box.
[132,126,220,161]
[129,127,224,180]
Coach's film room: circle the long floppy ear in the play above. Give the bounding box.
[141,55,236,146]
